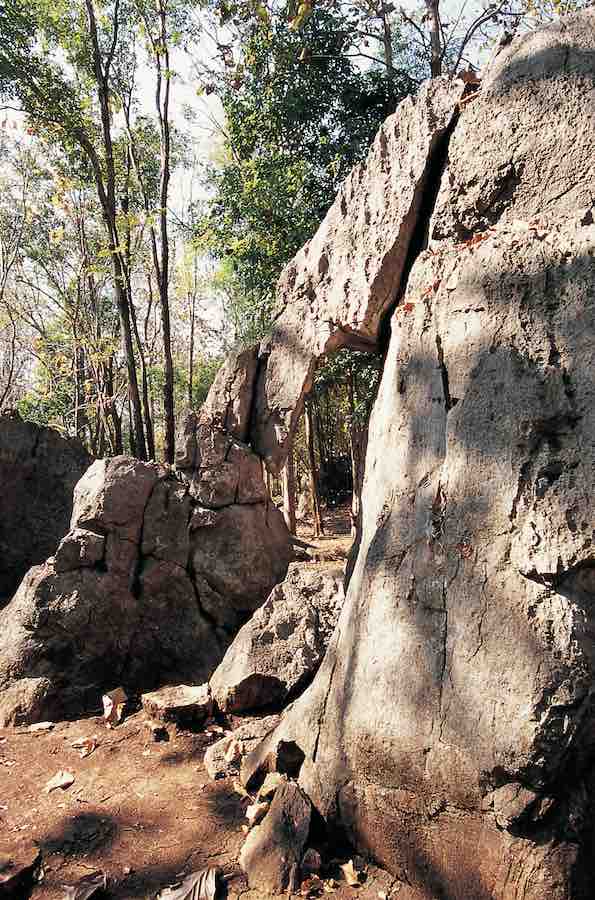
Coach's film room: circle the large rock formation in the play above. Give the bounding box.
[241,10,595,898]
[251,78,466,472]
[0,411,91,602]
[0,353,291,725]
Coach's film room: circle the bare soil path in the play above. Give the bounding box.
[0,503,397,899]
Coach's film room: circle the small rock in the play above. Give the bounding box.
[45,770,75,793]
[204,715,280,781]
[239,781,311,895]
[141,684,213,728]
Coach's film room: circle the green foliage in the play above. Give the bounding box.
[199,5,416,344]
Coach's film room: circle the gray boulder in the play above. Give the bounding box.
[0,400,291,724]
[251,78,465,472]
[0,411,91,601]
[235,10,595,897]
[210,565,345,714]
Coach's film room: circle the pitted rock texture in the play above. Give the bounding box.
[240,10,595,898]
[0,416,291,724]
[251,78,465,473]
[210,564,345,714]
[0,411,92,601]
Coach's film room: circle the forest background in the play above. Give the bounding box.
[0,0,585,531]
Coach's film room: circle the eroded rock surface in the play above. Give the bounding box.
[0,380,291,724]
[0,411,91,601]
[210,565,345,714]
[239,781,311,894]
[251,78,465,472]
[240,10,595,898]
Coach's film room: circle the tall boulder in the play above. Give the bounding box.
[0,354,291,725]
[0,411,91,602]
[241,10,595,898]
[251,78,465,472]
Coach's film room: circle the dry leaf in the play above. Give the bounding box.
[102,687,127,728]
[71,737,98,758]
[301,874,324,896]
[29,721,54,733]
[323,879,338,894]
[156,866,221,900]
[62,871,106,899]
[339,860,360,887]
[45,771,75,794]
[378,893,388,899]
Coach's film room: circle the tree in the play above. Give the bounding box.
[197,3,416,339]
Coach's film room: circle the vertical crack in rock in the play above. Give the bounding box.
[435,334,458,412]
[312,632,341,764]
[377,108,461,353]
[437,580,449,744]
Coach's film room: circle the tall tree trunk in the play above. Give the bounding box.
[380,1,395,82]
[282,444,297,533]
[305,399,324,537]
[155,0,175,462]
[426,0,442,76]
[82,0,147,458]
[188,289,195,407]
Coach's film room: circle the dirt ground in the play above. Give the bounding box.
[0,504,399,900]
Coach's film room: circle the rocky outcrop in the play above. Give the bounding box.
[239,781,311,894]
[251,78,466,472]
[0,411,92,602]
[210,565,345,714]
[0,364,292,724]
[238,10,595,898]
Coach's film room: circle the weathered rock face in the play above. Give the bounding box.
[242,10,595,898]
[239,781,311,894]
[0,364,292,724]
[210,564,345,714]
[251,78,465,472]
[0,412,92,601]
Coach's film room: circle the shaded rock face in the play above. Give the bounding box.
[210,564,345,714]
[0,412,92,601]
[243,10,595,898]
[0,357,292,724]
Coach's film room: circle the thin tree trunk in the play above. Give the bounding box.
[188,289,195,407]
[155,0,175,462]
[380,2,395,81]
[426,0,442,76]
[282,444,297,533]
[82,0,147,459]
[305,399,324,537]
